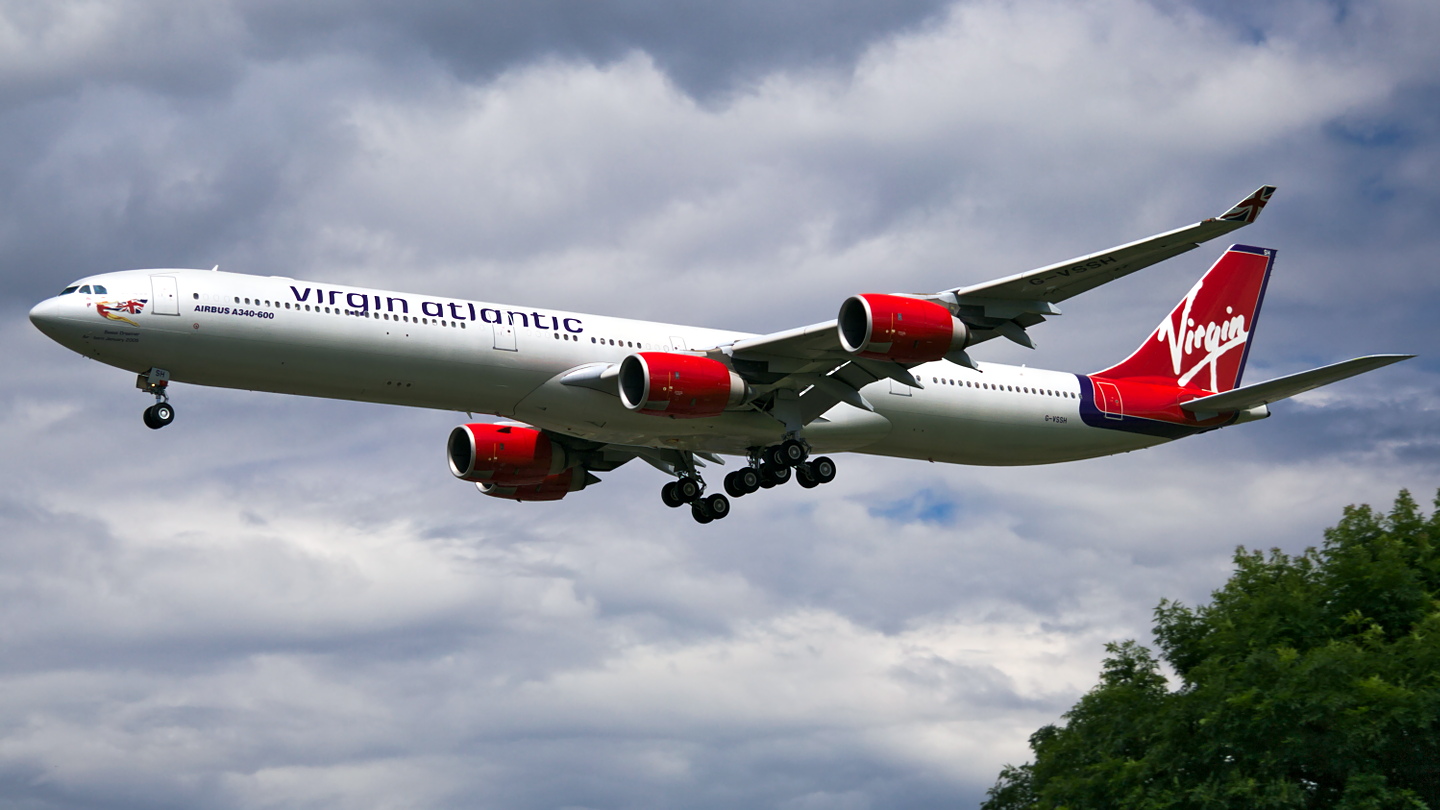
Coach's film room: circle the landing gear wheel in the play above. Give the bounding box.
[763,445,787,468]
[796,462,820,488]
[810,456,837,484]
[661,481,686,508]
[703,493,730,520]
[691,501,715,524]
[779,439,808,466]
[676,477,702,503]
[143,403,175,430]
[760,463,791,487]
[724,471,746,498]
[736,467,761,494]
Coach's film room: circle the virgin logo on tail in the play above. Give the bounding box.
[1094,245,1273,393]
[1155,280,1250,390]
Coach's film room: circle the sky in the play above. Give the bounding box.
[2,1,1438,808]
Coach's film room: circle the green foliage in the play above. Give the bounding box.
[983,490,1440,810]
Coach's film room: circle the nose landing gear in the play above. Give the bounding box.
[137,368,175,430]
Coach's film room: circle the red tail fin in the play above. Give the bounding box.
[1095,245,1274,392]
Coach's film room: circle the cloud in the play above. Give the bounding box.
[3,0,1440,807]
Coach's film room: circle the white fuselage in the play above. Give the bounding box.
[30,268,1169,465]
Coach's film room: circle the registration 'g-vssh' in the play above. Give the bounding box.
[30,187,1412,524]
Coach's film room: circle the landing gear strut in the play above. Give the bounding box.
[137,368,175,430]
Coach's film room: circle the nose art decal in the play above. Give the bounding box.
[96,299,148,327]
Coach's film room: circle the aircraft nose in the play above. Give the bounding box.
[29,296,68,339]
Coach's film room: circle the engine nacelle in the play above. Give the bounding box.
[837,294,970,363]
[618,352,748,418]
[478,468,593,501]
[447,423,569,485]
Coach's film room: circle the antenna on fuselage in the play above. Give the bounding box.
[211,265,219,272]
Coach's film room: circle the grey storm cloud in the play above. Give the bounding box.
[3,0,1440,807]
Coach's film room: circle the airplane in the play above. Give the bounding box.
[29,186,1413,524]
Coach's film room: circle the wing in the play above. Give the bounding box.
[707,186,1277,424]
[1178,354,1414,416]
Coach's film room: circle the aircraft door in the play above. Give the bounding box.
[150,275,179,316]
[1095,380,1123,419]
[493,322,517,351]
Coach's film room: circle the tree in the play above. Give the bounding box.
[984,490,1440,810]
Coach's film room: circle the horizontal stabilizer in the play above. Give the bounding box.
[1179,354,1414,414]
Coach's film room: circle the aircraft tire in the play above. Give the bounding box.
[704,493,730,519]
[661,481,685,507]
[737,467,761,494]
[724,472,746,498]
[763,445,787,468]
[796,463,820,488]
[780,439,808,466]
[676,477,702,503]
[691,502,714,524]
[811,456,836,484]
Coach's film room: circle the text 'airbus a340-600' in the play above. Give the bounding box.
[31,186,1412,523]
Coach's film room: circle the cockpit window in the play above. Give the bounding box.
[59,286,79,296]
[91,284,107,294]
[77,285,92,294]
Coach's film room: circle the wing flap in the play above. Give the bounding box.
[1179,354,1414,414]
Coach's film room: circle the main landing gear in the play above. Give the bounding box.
[137,367,175,430]
[721,440,836,499]
[657,438,837,525]
[711,438,840,507]
[661,477,732,524]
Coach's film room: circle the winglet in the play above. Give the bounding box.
[1216,186,1276,224]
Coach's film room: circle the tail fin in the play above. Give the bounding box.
[1095,244,1275,392]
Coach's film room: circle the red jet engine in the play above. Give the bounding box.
[618,352,748,418]
[477,468,595,501]
[837,294,970,363]
[447,423,569,485]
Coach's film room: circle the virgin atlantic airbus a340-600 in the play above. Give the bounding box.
[30,187,1412,523]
